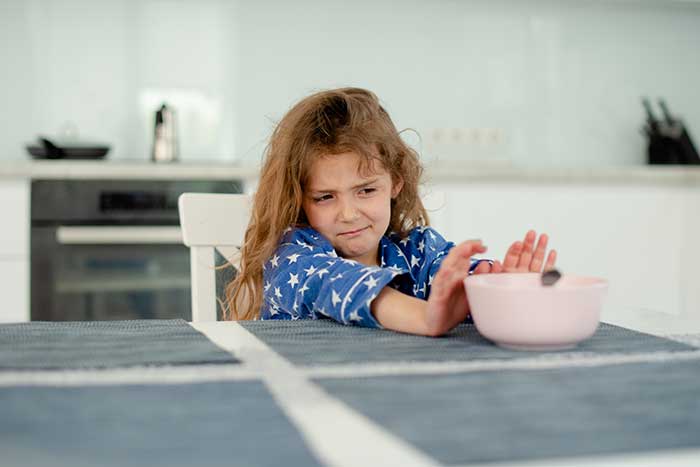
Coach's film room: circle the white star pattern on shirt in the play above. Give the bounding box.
[316,269,329,278]
[274,287,282,299]
[399,237,410,246]
[388,264,404,274]
[417,240,425,253]
[363,275,379,290]
[330,273,343,282]
[287,272,299,287]
[298,283,309,296]
[410,255,420,268]
[428,274,434,285]
[316,306,329,317]
[348,310,363,322]
[429,230,437,241]
[296,240,314,251]
[331,289,341,307]
[304,264,317,276]
[270,254,280,268]
[287,253,300,264]
[366,293,377,309]
[264,281,271,292]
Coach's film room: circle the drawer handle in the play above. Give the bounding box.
[56,226,183,245]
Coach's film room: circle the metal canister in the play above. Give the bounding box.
[152,103,178,162]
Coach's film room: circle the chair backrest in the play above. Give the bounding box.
[178,193,252,322]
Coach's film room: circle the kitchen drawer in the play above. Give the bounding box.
[0,259,29,322]
[0,179,29,257]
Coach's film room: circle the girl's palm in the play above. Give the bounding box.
[502,230,556,272]
[425,240,486,335]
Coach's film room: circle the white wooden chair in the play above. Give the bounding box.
[178,193,251,322]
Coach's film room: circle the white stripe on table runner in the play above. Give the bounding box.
[191,321,440,467]
[302,349,700,379]
[666,334,700,348]
[0,364,257,387]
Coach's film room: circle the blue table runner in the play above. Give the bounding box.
[241,320,695,366]
[0,319,238,370]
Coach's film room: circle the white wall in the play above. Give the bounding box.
[1,0,699,167]
[425,180,700,333]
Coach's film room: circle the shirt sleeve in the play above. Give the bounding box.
[261,228,399,328]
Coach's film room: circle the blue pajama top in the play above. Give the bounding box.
[260,226,487,328]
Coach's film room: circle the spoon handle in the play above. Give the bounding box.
[541,269,562,286]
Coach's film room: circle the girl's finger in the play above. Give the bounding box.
[544,249,557,271]
[529,233,549,272]
[473,261,491,275]
[491,260,503,273]
[445,240,486,267]
[503,241,522,270]
[516,230,536,271]
[431,267,452,300]
[451,267,469,285]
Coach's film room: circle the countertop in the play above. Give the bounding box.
[1,159,700,185]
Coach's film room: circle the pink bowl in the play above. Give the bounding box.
[464,273,608,351]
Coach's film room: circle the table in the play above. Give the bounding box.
[1,318,700,467]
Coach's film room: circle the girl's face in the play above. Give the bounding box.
[302,152,402,266]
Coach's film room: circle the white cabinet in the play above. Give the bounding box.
[0,259,29,323]
[425,181,700,334]
[0,179,30,322]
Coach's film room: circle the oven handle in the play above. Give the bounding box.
[56,226,183,244]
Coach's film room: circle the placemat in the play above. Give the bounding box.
[0,380,321,467]
[241,320,696,366]
[315,359,700,466]
[0,319,238,370]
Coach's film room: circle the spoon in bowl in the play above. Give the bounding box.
[541,268,562,286]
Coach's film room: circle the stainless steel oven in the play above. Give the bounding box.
[30,179,242,321]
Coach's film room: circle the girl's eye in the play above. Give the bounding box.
[313,194,333,203]
[359,187,376,195]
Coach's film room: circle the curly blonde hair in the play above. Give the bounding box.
[223,87,429,320]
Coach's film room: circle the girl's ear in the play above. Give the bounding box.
[391,177,404,199]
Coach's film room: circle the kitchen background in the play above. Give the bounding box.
[2,0,700,167]
[0,0,699,328]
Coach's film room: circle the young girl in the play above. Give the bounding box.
[225,87,556,336]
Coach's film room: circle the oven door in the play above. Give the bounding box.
[31,226,191,321]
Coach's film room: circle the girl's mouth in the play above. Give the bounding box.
[338,226,369,237]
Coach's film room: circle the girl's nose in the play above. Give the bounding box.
[338,199,360,222]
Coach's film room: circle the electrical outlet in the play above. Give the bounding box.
[423,127,508,164]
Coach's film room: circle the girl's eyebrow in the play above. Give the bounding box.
[309,178,380,193]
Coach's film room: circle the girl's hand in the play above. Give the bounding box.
[502,230,557,273]
[424,240,487,336]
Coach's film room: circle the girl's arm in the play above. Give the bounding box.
[372,240,487,336]
[371,287,433,335]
